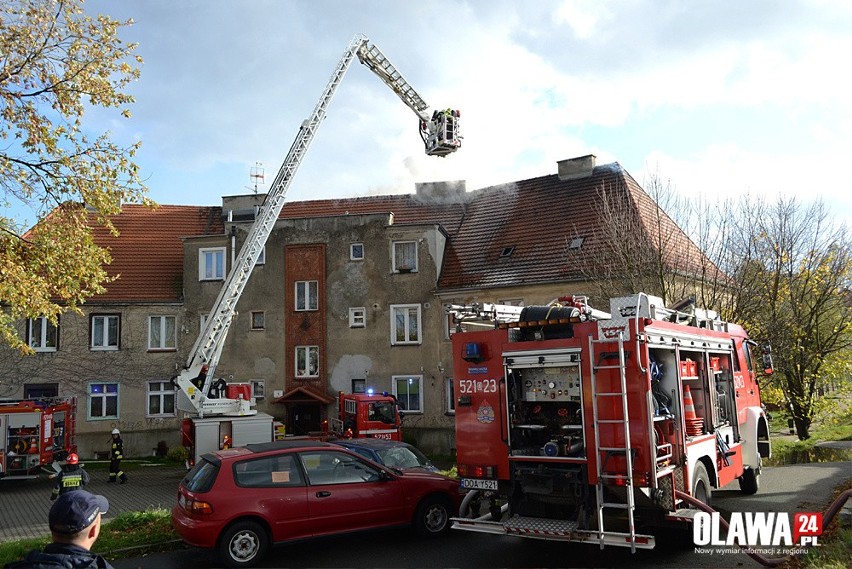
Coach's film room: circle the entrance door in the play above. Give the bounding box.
[290,403,321,435]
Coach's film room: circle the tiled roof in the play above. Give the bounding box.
[88,204,223,302]
[437,163,710,291]
[278,194,467,233]
[72,161,710,302]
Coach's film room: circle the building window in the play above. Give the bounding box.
[147,380,176,417]
[27,317,58,352]
[251,380,265,399]
[148,316,176,350]
[390,304,421,345]
[295,346,319,377]
[349,307,366,328]
[351,379,366,393]
[88,382,119,419]
[392,241,418,272]
[24,383,59,399]
[90,315,119,351]
[393,375,423,413]
[446,378,455,415]
[199,247,226,281]
[295,280,318,311]
[250,311,265,330]
[350,243,364,261]
[255,247,266,265]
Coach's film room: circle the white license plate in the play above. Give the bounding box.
[461,478,498,490]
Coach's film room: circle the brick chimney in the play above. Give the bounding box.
[557,154,596,181]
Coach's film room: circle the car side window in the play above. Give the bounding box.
[300,450,382,485]
[233,454,304,487]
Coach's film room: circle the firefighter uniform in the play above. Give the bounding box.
[109,429,128,484]
[51,453,89,501]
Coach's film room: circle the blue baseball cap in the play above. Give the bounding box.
[49,490,110,534]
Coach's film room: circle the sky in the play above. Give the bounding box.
[16,0,852,227]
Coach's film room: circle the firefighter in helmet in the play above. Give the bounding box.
[51,453,89,501]
[108,428,128,484]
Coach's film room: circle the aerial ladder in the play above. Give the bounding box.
[174,34,461,418]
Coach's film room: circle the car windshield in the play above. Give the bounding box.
[182,459,218,492]
[376,444,433,469]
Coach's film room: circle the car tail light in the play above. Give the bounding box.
[457,464,495,478]
[181,493,214,515]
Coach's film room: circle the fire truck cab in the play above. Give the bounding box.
[333,391,403,441]
[1,397,76,481]
[450,293,771,550]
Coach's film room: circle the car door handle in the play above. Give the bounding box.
[316,491,331,498]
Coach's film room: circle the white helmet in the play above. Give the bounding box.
[111,428,120,435]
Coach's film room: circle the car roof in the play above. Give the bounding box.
[335,438,408,450]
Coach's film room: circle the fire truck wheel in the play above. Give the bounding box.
[691,462,712,508]
[414,494,453,536]
[738,454,761,495]
[218,520,269,568]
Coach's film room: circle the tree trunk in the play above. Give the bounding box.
[794,416,811,440]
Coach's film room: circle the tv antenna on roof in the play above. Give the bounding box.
[249,162,265,194]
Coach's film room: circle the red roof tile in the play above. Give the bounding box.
[88,204,223,302]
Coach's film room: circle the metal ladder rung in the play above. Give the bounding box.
[597,419,626,424]
[594,364,625,370]
[599,473,632,481]
[599,447,628,453]
[596,392,625,397]
[601,502,632,510]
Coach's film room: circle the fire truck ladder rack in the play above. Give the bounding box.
[589,332,638,552]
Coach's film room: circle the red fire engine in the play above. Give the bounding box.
[449,293,772,550]
[333,391,403,441]
[1,397,77,480]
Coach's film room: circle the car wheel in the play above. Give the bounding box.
[218,520,269,568]
[739,454,761,495]
[691,462,712,508]
[414,495,452,536]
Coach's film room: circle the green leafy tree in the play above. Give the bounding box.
[1,0,151,352]
[725,197,852,440]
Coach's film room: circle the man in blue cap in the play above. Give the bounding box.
[3,490,114,568]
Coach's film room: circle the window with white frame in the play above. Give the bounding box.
[199,247,226,281]
[350,243,364,261]
[251,380,265,399]
[295,346,319,377]
[349,307,366,328]
[295,280,318,311]
[390,304,421,345]
[393,375,423,413]
[27,317,58,352]
[392,241,418,272]
[88,382,119,419]
[147,380,176,416]
[148,316,176,350]
[90,314,119,350]
[250,311,265,330]
[255,246,266,265]
[446,378,455,415]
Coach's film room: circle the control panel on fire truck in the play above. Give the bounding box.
[521,365,581,402]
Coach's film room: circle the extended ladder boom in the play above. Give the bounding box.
[175,34,460,417]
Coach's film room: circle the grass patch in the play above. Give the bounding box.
[0,509,183,567]
[767,409,852,466]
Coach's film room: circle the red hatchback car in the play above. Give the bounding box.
[172,440,461,567]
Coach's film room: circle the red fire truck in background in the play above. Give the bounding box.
[333,390,403,441]
[448,293,772,550]
[1,397,77,481]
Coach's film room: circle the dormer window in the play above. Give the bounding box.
[568,237,585,250]
[500,246,515,258]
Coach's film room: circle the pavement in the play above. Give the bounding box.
[0,462,186,543]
